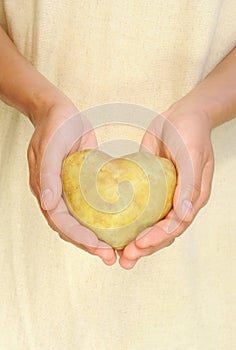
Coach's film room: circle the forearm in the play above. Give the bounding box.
[171,46,236,129]
[0,25,65,125]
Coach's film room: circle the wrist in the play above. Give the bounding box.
[16,61,79,127]
[0,56,69,126]
[168,88,225,131]
[0,26,75,127]
[27,80,70,127]
[169,47,236,129]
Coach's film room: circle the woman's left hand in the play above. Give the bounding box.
[118,102,214,269]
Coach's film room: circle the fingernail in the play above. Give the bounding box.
[182,200,192,219]
[41,188,53,210]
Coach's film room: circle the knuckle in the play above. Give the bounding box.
[166,237,175,246]
[173,227,185,238]
[182,183,201,204]
[201,195,210,208]
[193,183,201,197]
[186,182,201,197]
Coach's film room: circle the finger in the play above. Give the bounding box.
[170,147,203,227]
[48,197,104,247]
[140,115,165,154]
[40,154,64,211]
[193,159,214,213]
[58,231,116,264]
[135,225,174,250]
[140,129,158,154]
[119,242,169,269]
[116,249,123,257]
[118,239,165,269]
[79,128,98,150]
[47,197,116,261]
[68,120,98,153]
[135,212,185,249]
[119,251,139,269]
[27,145,38,196]
[102,254,117,266]
[119,241,155,265]
[40,114,95,211]
[119,257,139,270]
[121,237,175,265]
[160,118,210,226]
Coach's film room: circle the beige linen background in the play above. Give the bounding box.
[0,1,236,349]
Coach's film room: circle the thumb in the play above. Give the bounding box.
[40,174,62,211]
[140,114,165,154]
[40,113,96,211]
[40,141,65,210]
[167,150,202,234]
[140,129,158,154]
[176,155,202,221]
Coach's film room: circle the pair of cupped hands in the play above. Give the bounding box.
[27,94,214,270]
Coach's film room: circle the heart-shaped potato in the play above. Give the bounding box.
[62,149,177,249]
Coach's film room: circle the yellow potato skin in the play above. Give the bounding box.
[62,149,177,249]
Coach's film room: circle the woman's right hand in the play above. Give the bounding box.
[0,26,116,265]
[27,95,117,266]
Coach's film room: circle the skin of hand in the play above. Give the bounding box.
[27,98,116,265]
[118,46,236,269]
[1,25,235,269]
[118,104,214,269]
[0,25,117,265]
[27,98,117,266]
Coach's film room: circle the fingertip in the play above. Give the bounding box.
[119,244,140,269]
[119,258,137,270]
[40,174,62,211]
[102,255,117,266]
[99,247,115,262]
